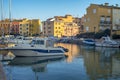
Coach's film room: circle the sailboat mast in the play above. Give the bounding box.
[9,0,12,22]
[1,0,4,37]
[1,0,3,21]
[9,0,12,35]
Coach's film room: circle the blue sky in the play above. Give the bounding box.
[1,0,120,21]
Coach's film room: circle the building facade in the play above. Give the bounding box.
[0,18,41,36]
[42,15,80,38]
[112,8,120,34]
[63,23,80,37]
[84,3,120,35]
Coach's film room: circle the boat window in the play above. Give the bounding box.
[30,40,44,45]
[46,40,54,47]
[36,40,44,45]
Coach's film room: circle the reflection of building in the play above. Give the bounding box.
[55,43,80,62]
[83,48,113,80]
[84,3,120,35]
[112,56,120,76]
[0,62,6,80]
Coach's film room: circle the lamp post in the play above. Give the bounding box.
[94,26,96,40]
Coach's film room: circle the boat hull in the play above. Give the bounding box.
[10,50,64,57]
[83,40,95,46]
[95,43,120,48]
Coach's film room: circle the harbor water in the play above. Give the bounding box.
[0,43,120,80]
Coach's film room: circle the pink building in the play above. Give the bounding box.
[11,22,19,35]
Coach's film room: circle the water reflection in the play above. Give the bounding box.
[55,43,81,62]
[0,50,15,61]
[82,46,120,80]
[0,43,120,80]
[5,56,64,80]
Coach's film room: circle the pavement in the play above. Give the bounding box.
[0,62,6,80]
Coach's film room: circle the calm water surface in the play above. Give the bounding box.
[0,43,120,80]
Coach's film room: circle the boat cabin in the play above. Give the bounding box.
[30,38,54,47]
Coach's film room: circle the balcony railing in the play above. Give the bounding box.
[99,21,112,26]
[114,24,120,30]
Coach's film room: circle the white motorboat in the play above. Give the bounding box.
[6,38,66,57]
[95,36,120,48]
[82,39,95,46]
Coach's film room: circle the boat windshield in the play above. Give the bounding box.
[30,40,44,45]
[46,40,54,47]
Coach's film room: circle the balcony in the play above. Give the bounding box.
[113,24,120,30]
[99,21,112,26]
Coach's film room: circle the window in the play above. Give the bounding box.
[100,16,105,21]
[48,31,51,33]
[86,26,89,32]
[93,9,96,14]
[108,9,111,14]
[84,18,86,22]
[106,17,110,21]
[26,24,29,26]
[20,24,22,26]
[87,18,90,22]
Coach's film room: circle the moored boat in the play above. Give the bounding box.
[95,36,120,48]
[82,39,95,46]
[6,37,66,57]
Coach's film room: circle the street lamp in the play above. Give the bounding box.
[94,26,96,41]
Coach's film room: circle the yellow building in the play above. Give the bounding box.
[0,18,41,37]
[84,3,120,35]
[19,19,29,36]
[19,19,41,36]
[28,19,41,36]
[0,19,10,36]
[42,15,80,38]
[63,23,80,37]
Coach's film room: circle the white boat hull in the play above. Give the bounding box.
[95,43,120,48]
[10,50,64,57]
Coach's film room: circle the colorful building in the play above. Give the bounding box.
[0,19,10,35]
[84,3,120,35]
[42,15,80,38]
[11,21,19,35]
[19,19,29,36]
[73,17,84,33]
[28,19,41,36]
[63,23,80,37]
[0,18,41,37]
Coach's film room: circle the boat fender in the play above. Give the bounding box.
[31,45,34,47]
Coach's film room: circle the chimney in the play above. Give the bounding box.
[116,4,118,7]
[104,3,109,6]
